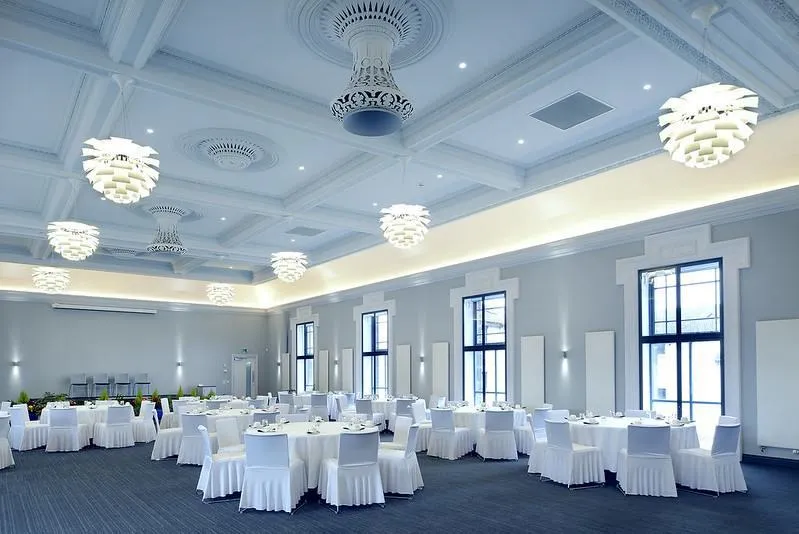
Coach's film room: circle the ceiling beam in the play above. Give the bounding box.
[736,1,799,60]
[105,0,147,62]
[132,0,185,69]
[218,215,283,248]
[583,0,787,108]
[171,256,207,274]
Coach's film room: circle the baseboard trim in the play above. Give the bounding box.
[742,454,799,469]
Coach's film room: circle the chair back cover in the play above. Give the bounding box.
[245,432,290,468]
[719,415,739,425]
[430,408,455,431]
[70,374,87,385]
[627,425,670,457]
[278,392,295,406]
[339,431,379,466]
[253,411,277,424]
[545,420,573,451]
[345,393,356,407]
[311,393,327,407]
[9,406,29,426]
[181,414,207,437]
[115,373,129,384]
[160,397,171,414]
[355,399,374,417]
[94,373,109,384]
[547,409,570,421]
[404,425,420,457]
[0,401,10,412]
[336,398,347,416]
[198,425,213,461]
[0,415,9,439]
[50,408,78,428]
[107,405,131,425]
[485,410,514,432]
[396,399,413,418]
[152,406,160,431]
[206,399,226,410]
[139,401,155,420]
[216,417,241,449]
[393,416,413,445]
[411,401,427,424]
[711,424,741,457]
[532,407,552,439]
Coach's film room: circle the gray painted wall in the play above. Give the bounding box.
[0,301,271,400]
[281,209,799,458]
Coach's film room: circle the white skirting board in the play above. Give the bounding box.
[431,342,449,400]
[280,353,290,390]
[318,349,329,392]
[520,336,545,409]
[341,348,354,392]
[756,320,799,449]
[395,344,411,396]
[585,331,615,415]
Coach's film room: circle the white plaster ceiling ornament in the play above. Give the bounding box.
[271,252,309,283]
[32,267,70,294]
[379,204,430,248]
[659,83,758,169]
[177,128,281,172]
[82,137,160,204]
[328,0,422,136]
[47,221,100,261]
[145,205,190,256]
[207,283,235,306]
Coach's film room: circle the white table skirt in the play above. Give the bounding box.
[569,418,700,472]
[453,408,527,444]
[41,405,134,440]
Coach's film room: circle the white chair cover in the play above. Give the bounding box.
[311,394,329,420]
[617,425,677,497]
[46,408,90,452]
[133,401,157,443]
[675,424,747,494]
[206,399,227,410]
[94,405,135,448]
[151,427,182,460]
[335,398,355,421]
[527,414,548,474]
[381,415,412,451]
[196,426,245,500]
[356,399,385,427]
[1,402,11,412]
[178,414,216,465]
[426,409,472,460]
[253,411,278,425]
[541,420,604,488]
[282,413,310,423]
[477,410,518,460]
[319,430,385,510]
[238,432,307,512]
[9,405,47,451]
[625,409,650,418]
[0,414,15,469]
[719,415,740,425]
[378,425,424,496]
[216,417,245,454]
[278,393,295,413]
[410,401,431,451]
[391,399,414,431]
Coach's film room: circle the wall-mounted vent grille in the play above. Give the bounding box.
[529,92,613,130]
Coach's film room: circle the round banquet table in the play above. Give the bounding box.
[41,404,134,439]
[568,417,700,472]
[202,408,254,433]
[453,407,527,444]
[244,421,379,489]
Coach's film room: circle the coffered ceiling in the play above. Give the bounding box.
[0,0,797,291]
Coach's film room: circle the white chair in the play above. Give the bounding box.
[526,414,547,474]
[319,430,385,512]
[311,394,329,421]
[68,374,88,398]
[216,417,245,454]
[134,373,150,394]
[356,399,385,428]
[476,410,518,460]
[541,419,604,489]
[0,414,15,469]
[253,411,278,425]
[335,398,355,421]
[46,408,90,452]
[206,399,227,410]
[278,393,295,414]
[93,373,110,398]
[159,398,178,429]
[114,373,131,396]
[617,425,677,497]
[281,413,310,423]
[378,424,423,497]
[1,401,12,412]
[238,432,307,513]
[719,415,739,425]
[9,405,47,451]
[625,409,649,418]
[410,401,431,451]
[675,424,747,494]
[391,399,414,431]
[133,401,157,443]
[178,413,217,465]
[151,424,182,461]
[196,425,245,501]
[94,405,134,448]
[426,408,471,460]
[381,415,413,451]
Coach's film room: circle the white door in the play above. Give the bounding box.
[231,354,258,397]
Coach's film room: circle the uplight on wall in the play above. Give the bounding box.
[176,362,183,367]
[562,350,568,359]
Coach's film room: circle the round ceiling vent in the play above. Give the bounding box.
[177,128,281,172]
[289,0,450,69]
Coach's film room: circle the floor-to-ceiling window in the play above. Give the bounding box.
[463,292,506,405]
[640,260,723,429]
[362,310,388,398]
[296,322,314,393]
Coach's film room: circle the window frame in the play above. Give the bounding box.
[463,291,507,404]
[362,309,389,398]
[295,321,314,393]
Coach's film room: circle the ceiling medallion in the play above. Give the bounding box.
[177,128,281,172]
[379,204,430,249]
[32,267,70,294]
[271,252,309,283]
[328,0,425,136]
[145,205,191,256]
[207,283,235,306]
[47,221,100,261]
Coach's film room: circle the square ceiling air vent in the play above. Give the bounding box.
[529,92,614,130]
[286,226,325,237]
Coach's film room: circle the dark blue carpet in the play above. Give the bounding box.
[0,443,796,534]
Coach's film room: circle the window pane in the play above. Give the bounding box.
[496,349,506,397]
[649,342,677,409]
[688,341,722,403]
[464,298,476,347]
[296,324,306,356]
[306,325,314,355]
[484,349,496,397]
[474,351,484,404]
[362,314,374,351]
[376,355,387,390]
[680,262,721,333]
[362,356,373,395]
[484,294,506,344]
[307,360,314,391]
[464,350,475,405]
[376,311,388,350]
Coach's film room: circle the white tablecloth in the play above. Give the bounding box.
[569,417,700,472]
[245,422,379,489]
[453,407,527,444]
[202,409,254,433]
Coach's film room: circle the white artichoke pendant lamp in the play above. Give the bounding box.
[207,283,235,306]
[658,3,758,169]
[379,158,430,249]
[271,252,308,283]
[32,267,70,294]
[82,74,159,204]
[47,221,100,261]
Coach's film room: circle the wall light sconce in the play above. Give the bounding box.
[419,355,425,362]
[11,361,19,367]
[334,358,339,365]
[562,351,568,359]
[176,362,183,367]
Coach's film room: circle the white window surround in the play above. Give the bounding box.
[353,292,396,397]
[616,224,749,421]
[450,268,520,402]
[289,305,319,392]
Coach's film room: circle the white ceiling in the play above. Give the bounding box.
[0,0,797,287]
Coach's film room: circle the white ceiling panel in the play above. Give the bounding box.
[0,171,49,213]
[35,0,107,23]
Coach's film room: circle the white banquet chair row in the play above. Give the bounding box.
[9,405,47,451]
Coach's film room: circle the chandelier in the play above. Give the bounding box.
[379,204,430,249]
[271,252,308,283]
[659,83,758,169]
[32,267,70,294]
[207,283,235,306]
[47,221,100,261]
[146,205,189,256]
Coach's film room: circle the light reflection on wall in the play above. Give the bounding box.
[175,329,184,386]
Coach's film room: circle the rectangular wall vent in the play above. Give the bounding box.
[529,92,614,130]
[285,226,325,237]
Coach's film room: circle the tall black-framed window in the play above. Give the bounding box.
[463,292,506,405]
[639,259,724,424]
[296,322,314,393]
[362,310,388,398]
